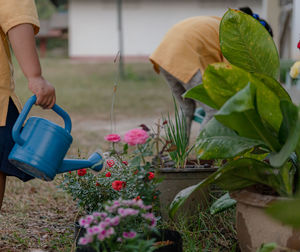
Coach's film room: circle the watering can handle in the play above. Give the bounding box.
[12,95,72,146]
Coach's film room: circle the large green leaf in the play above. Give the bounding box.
[169,158,290,218]
[183,84,218,109]
[202,64,286,134]
[266,197,300,228]
[202,63,250,108]
[252,73,291,101]
[270,101,300,167]
[196,118,267,159]
[215,83,280,151]
[253,73,291,133]
[220,9,279,78]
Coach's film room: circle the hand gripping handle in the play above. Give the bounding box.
[12,95,72,146]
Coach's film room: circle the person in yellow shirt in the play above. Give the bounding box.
[0,0,56,210]
[150,7,273,139]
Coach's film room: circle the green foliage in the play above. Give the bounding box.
[265,197,300,228]
[256,243,277,252]
[78,199,158,252]
[59,131,161,214]
[161,195,237,251]
[170,9,300,218]
[210,193,236,215]
[195,118,266,160]
[162,100,193,168]
[219,9,280,78]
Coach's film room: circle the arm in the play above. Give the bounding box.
[8,23,56,109]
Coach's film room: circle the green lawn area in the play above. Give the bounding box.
[14,58,174,118]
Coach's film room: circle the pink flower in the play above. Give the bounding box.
[110,216,120,226]
[123,231,137,239]
[79,215,94,228]
[123,128,149,146]
[104,134,121,143]
[107,227,115,236]
[99,221,110,229]
[87,226,101,235]
[142,213,157,227]
[78,236,92,245]
[118,208,139,217]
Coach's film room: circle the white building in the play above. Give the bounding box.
[68,0,300,60]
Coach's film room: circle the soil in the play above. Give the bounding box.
[247,184,279,196]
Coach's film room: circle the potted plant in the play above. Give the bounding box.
[59,128,161,214]
[75,198,183,252]
[60,127,184,250]
[169,9,300,251]
[155,102,218,219]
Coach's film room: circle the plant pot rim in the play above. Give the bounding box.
[158,167,218,173]
[230,189,287,208]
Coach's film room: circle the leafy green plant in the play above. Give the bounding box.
[59,127,161,214]
[162,100,193,168]
[169,9,300,218]
[77,199,157,252]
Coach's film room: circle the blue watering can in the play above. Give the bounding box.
[8,95,103,181]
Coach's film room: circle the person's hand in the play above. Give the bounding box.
[28,76,56,109]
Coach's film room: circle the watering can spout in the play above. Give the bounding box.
[58,152,104,174]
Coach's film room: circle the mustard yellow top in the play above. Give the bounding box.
[0,0,39,126]
[150,16,227,84]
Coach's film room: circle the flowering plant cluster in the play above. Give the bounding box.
[77,198,158,252]
[59,127,161,213]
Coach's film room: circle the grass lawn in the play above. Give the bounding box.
[1,58,237,251]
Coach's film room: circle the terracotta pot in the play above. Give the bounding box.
[157,166,217,220]
[231,190,300,251]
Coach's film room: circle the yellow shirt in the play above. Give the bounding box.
[0,0,39,126]
[150,16,227,84]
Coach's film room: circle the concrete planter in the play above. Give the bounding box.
[157,166,217,220]
[231,190,300,251]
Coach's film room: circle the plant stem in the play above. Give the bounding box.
[138,145,146,165]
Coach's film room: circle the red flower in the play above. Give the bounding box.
[134,196,141,201]
[133,170,138,175]
[77,168,87,176]
[96,182,100,186]
[153,196,157,199]
[106,160,115,167]
[105,172,111,177]
[68,171,72,174]
[298,40,300,50]
[148,172,155,180]
[122,161,128,166]
[112,180,126,191]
